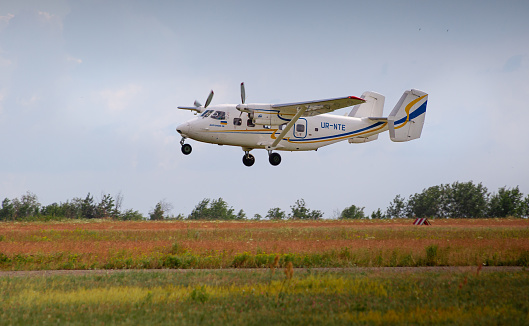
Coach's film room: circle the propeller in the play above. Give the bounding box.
[240,82,246,104]
[194,90,214,109]
[238,82,247,118]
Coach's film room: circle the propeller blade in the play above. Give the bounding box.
[194,100,202,107]
[240,82,246,104]
[204,90,214,108]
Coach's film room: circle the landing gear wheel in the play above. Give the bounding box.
[242,153,255,167]
[181,143,192,155]
[269,152,281,166]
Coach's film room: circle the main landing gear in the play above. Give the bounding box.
[180,138,192,155]
[241,150,282,167]
[242,151,255,167]
[268,152,281,166]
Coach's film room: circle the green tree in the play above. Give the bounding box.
[385,195,407,219]
[119,209,144,221]
[407,185,446,218]
[340,205,366,219]
[209,198,236,220]
[445,181,489,218]
[236,209,246,220]
[520,195,529,218]
[41,203,61,217]
[12,191,41,219]
[81,193,96,219]
[188,198,237,220]
[96,194,116,218]
[188,198,210,220]
[289,199,322,220]
[266,207,286,220]
[149,200,173,220]
[0,198,15,221]
[488,186,524,217]
[370,208,384,219]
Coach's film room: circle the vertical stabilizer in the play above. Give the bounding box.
[348,91,385,118]
[388,89,428,142]
[348,91,385,143]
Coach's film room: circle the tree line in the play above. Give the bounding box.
[1,181,528,221]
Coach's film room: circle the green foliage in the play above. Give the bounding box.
[187,198,238,220]
[370,208,384,219]
[189,286,210,303]
[385,194,406,219]
[387,181,518,219]
[445,181,488,218]
[149,200,173,220]
[119,209,144,221]
[11,192,41,219]
[0,198,15,221]
[81,193,96,219]
[236,209,246,220]
[407,185,446,218]
[150,203,165,220]
[1,270,529,325]
[96,194,117,218]
[489,186,524,217]
[425,245,438,266]
[266,207,286,220]
[289,199,322,220]
[340,205,366,219]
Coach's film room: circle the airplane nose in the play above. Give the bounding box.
[176,122,190,136]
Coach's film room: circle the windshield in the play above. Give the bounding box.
[210,111,226,120]
[201,110,214,118]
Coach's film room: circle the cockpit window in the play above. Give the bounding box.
[210,111,226,120]
[201,110,213,118]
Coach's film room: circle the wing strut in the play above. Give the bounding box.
[267,106,308,150]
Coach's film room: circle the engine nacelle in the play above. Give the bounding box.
[237,103,290,126]
[253,113,288,126]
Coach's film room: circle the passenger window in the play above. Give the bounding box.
[247,119,255,127]
[233,118,242,126]
[296,124,305,133]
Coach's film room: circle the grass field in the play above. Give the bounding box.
[1,268,528,325]
[1,219,528,324]
[1,219,528,270]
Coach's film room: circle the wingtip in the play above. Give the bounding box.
[348,96,366,102]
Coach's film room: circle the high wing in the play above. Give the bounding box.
[177,106,203,113]
[272,96,365,117]
[266,95,365,150]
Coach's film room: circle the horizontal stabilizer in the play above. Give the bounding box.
[367,117,388,122]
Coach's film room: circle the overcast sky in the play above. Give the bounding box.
[1,0,528,218]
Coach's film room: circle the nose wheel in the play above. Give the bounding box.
[181,143,192,155]
[180,137,192,155]
[242,152,255,167]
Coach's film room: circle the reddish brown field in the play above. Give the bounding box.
[0,219,528,270]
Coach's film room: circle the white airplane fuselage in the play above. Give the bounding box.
[177,104,388,152]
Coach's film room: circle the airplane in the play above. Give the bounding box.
[176,83,428,167]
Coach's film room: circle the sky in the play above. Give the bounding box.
[1,0,528,218]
